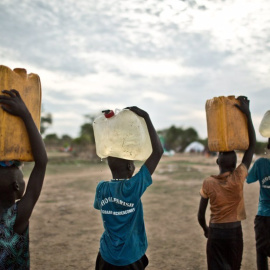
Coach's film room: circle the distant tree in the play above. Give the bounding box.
[61,134,73,141]
[163,125,183,150]
[61,134,73,147]
[73,114,95,145]
[198,138,208,150]
[160,125,199,152]
[255,141,268,155]
[45,133,58,140]
[40,112,52,135]
[181,127,199,150]
[44,133,59,146]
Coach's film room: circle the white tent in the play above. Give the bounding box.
[184,141,205,153]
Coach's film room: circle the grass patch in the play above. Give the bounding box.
[21,159,107,178]
[41,200,58,204]
[157,163,211,181]
[159,159,214,167]
[67,178,96,192]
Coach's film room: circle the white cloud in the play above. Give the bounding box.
[142,91,170,102]
[77,51,198,78]
[0,0,269,141]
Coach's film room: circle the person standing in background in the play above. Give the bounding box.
[247,138,270,270]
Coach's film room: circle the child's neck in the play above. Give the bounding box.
[0,198,15,213]
[219,167,234,174]
[112,172,130,180]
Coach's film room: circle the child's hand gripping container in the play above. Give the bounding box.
[93,109,152,160]
[206,95,249,152]
[0,65,41,161]
[259,111,270,138]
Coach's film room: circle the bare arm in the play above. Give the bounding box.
[198,196,209,238]
[126,106,164,175]
[0,90,48,234]
[235,96,256,169]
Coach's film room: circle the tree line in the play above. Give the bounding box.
[41,113,268,155]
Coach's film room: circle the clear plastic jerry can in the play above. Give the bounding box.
[93,109,152,160]
[259,110,270,138]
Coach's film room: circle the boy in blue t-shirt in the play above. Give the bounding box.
[247,138,270,270]
[94,106,163,270]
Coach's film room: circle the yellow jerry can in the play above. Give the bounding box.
[205,96,249,152]
[0,65,42,161]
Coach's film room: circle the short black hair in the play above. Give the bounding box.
[218,151,237,169]
[107,156,133,171]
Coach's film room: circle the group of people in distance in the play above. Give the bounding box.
[0,90,269,270]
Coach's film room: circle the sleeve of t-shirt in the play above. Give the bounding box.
[247,159,259,184]
[123,165,152,200]
[233,163,248,183]
[93,181,104,210]
[200,179,209,199]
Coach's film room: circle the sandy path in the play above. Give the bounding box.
[27,154,261,270]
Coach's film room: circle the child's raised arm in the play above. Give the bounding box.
[0,89,48,234]
[126,106,163,175]
[234,96,256,170]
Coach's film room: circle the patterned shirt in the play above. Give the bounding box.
[200,163,248,224]
[0,203,29,270]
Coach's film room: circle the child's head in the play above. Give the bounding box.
[217,151,237,172]
[0,165,25,201]
[107,156,135,179]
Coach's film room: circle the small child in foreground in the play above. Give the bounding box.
[0,89,48,269]
[94,106,163,270]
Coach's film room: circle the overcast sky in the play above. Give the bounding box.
[0,0,269,141]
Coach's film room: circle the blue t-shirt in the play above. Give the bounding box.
[94,165,152,266]
[247,158,270,216]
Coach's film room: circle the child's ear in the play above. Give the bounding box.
[127,162,135,172]
[13,181,20,191]
[127,163,132,171]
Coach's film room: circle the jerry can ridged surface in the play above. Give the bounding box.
[93,109,152,160]
[259,110,270,138]
[205,96,249,152]
[0,65,41,161]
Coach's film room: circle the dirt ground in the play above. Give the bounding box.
[24,153,263,270]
